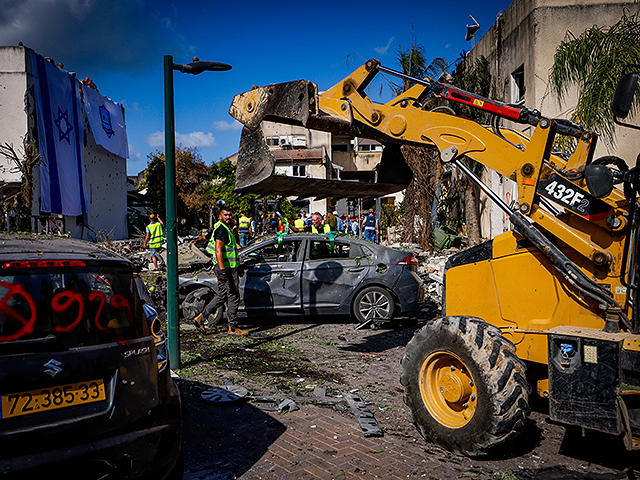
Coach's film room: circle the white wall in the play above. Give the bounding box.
[71,117,128,240]
[0,47,29,183]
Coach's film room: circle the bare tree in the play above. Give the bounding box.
[0,140,41,231]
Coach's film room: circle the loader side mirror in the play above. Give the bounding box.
[612,71,638,119]
[584,164,614,198]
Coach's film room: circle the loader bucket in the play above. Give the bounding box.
[234,123,412,198]
[230,78,413,197]
[229,80,316,131]
[235,124,276,192]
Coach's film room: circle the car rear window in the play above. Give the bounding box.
[0,265,146,350]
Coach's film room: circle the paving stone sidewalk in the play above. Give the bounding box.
[182,394,440,480]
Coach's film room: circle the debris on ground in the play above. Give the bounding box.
[160,242,211,270]
[344,392,384,437]
[416,248,460,304]
[104,238,211,273]
[276,398,299,413]
[201,385,249,403]
[235,384,384,436]
[374,243,461,307]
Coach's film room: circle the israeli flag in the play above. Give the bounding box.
[82,85,129,158]
[30,51,89,216]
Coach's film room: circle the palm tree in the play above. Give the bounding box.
[392,39,486,247]
[394,42,448,94]
[549,10,640,148]
[449,54,495,246]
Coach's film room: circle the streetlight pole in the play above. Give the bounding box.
[163,55,231,369]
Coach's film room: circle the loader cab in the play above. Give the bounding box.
[612,66,640,333]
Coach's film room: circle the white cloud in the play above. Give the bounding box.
[147,132,164,148]
[374,37,395,56]
[146,131,217,148]
[446,44,453,49]
[128,144,142,160]
[213,120,243,132]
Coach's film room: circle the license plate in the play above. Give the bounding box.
[1,379,106,419]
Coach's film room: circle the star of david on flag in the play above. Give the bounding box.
[30,50,89,216]
[53,107,73,144]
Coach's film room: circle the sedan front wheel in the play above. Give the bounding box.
[353,286,395,324]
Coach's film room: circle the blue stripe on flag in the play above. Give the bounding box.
[69,75,87,215]
[34,54,62,214]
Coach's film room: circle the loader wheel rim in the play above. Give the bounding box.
[419,351,477,428]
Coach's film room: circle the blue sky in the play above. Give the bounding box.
[0,0,513,175]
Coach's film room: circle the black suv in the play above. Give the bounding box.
[0,234,182,479]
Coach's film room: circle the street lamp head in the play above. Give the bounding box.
[174,57,232,75]
[465,15,480,42]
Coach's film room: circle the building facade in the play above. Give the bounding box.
[261,121,401,216]
[468,0,639,239]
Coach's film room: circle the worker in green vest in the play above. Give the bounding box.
[143,213,164,271]
[294,213,305,229]
[192,205,248,336]
[238,211,251,247]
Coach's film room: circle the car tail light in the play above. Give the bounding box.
[396,254,418,266]
[2,260,86,269]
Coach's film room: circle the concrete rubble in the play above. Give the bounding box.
[386,242,461,304]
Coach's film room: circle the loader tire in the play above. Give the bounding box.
[401,316,531,456]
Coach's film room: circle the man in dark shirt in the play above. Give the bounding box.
[192,206,248,336]
[326,211,338,232]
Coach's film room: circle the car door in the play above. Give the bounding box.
[240,239,304,312]
[301,238,372,313]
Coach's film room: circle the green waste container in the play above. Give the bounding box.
[432,226,463,250]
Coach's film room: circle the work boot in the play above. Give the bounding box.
[190,313,206,334]
[227,325,249,336]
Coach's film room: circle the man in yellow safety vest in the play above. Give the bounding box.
[238,211,251,247]
[143,214,164,271]
[290,212,325,234]
[193,205,248,336]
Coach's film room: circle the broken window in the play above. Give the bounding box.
[511,65,525,104]
[308,241,351,260]
[249,241,302,263]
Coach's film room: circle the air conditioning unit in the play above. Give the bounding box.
[279,136,291,146]
[291,136,307,147]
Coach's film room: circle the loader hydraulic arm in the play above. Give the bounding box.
[231,59,607,213]
[375,64,587,139]
[229,58,633,331]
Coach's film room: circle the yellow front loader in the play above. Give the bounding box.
[229,59,640,456]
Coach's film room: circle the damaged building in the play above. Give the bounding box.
[0,46,128,239]
[467,0,640,239]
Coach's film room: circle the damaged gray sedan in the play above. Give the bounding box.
[178,233,423,327]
